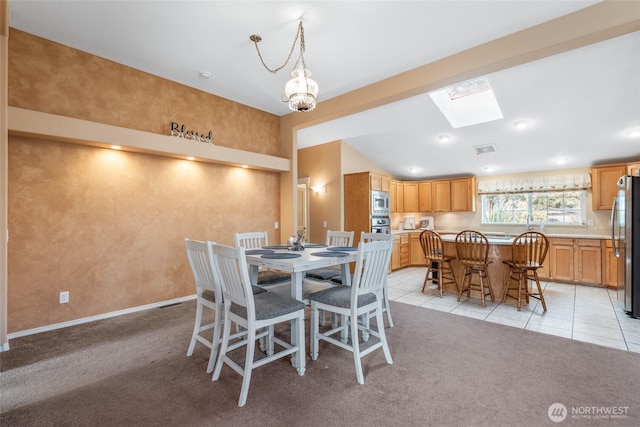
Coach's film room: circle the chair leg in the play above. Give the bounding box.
[187,301,204,356]
[533,271,547,312]
[310,305,319,360]
[351,313,364,385]
[383,285,394,328]
[421,263,433,292]
[212,310,232,381]
[377,304,393,366]
[295,313,306,376]
[485,268,495,303]
[238,328,256,407]
[478,269,486,308]
[206,308,223,373]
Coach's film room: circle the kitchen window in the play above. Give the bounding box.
[481,190,587,225]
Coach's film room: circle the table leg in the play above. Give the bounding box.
[290,271,303,368]
[248,265,259,286]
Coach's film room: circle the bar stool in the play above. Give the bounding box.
[455,230,495,307]
[419,230,458,297]
[502,231,549,311]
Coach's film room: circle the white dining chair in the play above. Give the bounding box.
[211,243,306,407]
[184,238,223,374]
[309,239,394,384]
[235,231,290,286]
[306,230,355,282]
[359,232,394,328]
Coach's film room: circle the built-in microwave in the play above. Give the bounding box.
[371,190,390,215]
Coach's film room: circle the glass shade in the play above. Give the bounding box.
[284,65,319,112]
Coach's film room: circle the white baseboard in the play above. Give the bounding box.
[5,294,197,343]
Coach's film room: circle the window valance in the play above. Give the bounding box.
[477,173,591,194]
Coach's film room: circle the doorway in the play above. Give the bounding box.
[297,177,309,240]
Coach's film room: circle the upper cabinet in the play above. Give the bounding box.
[591,164,626,211]
[370,173,391,192]
[431,180,451,212]
[390,176,476,213]
[450,177,477,212]
[418,182,432,212]
[402,182,419,212]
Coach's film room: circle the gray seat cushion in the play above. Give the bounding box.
[308,285,376,309]
[230,292,305,321]
[306,267,342,281]
[257,270,290,285]
[201,290,216,302]
[251,285,267,295]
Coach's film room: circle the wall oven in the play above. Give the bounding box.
[372,216,391,234]
[371,190,390,216]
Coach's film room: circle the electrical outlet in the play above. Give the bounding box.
[274,221,279,229]
[59,291,69,304]
[587,219,594,227]
[323,221,327,228]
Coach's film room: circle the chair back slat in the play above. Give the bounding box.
[352,240,393,299]
[512,231,549,268]
[326,230,354,247]
[420,230,445,261]
[455,230,490,264]
[235,231,269,249]
[185,238,220,297]
[211,244,255,319]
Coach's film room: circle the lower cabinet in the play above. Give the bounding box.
[391,235,401,271]
[410,233,425,265]
[549,238,603,285]
[604,239,618,289]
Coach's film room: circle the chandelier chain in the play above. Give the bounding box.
[252,21,306,74]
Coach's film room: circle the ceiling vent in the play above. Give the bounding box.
[473,144,497,155]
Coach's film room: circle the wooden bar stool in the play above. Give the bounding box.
[455,230,495,307]
[502,231,549,311]
[419,230,458,297]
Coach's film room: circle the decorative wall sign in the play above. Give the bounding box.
[169,122,214,144]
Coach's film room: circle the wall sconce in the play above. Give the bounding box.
[311,185,327,194]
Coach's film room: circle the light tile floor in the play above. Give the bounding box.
[387,267,640,353]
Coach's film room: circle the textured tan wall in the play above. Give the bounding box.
[7,30,283,333]
[8,29,280,156]
[298,141,342,243]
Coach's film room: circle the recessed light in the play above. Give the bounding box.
[437,134,452,143]
[625,129,640,138]
[200,71,212,79]
[514,120,529,129]
[556,157,570,165]
[483,166,494,172]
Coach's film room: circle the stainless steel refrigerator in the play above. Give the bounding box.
[611,175,640,318]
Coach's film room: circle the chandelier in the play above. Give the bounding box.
[250,21,319,112]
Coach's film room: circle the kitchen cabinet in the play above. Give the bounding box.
[370,173,391,192]
[410,232,426,265]
[576,239,602,284]
[604,239,618,289]
[391,234,402,271]
[550,238,575,282]
[345,171,391,247]
[549,237,603,285]
[591,164,626,211]
[418,182,432,212]
[628,162,640,177]
[403,182,419,212]
[450,177,477,212]
[390,181,398,213]
[432,180,451,212]
[399,233,410,268]
[395,182,404,213]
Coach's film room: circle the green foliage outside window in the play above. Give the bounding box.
[482,191,585,225]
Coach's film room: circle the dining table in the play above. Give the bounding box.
[244,243,358,302]
[245,243,358,368]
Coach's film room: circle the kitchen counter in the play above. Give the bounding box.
[390,229,610,240]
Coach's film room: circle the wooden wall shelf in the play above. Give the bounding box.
[8,107,291,172]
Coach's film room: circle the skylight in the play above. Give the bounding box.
[429,77,503,128]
